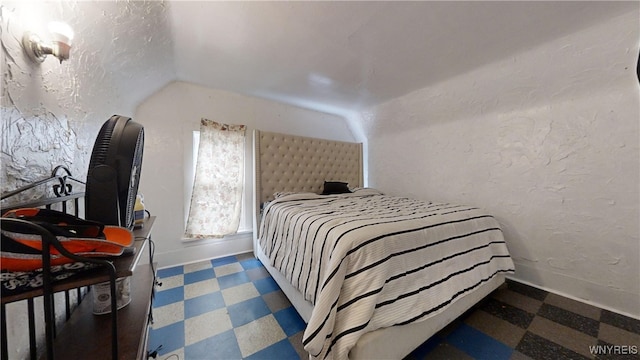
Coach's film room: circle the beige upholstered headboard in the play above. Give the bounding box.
[253,130,363,225]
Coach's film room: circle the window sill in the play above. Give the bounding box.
[181,229,252,246]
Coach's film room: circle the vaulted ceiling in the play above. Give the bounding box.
[5,1,637,119]
[166,1,635,117]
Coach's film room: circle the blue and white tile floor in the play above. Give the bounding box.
[148,252,306,360]
[148,252,640,360]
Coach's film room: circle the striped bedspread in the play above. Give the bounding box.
[258,188,515,360]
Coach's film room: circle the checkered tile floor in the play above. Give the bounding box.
[148,253,640,360]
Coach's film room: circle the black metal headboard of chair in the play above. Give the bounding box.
[1,166,119,360]
[1,165,85,214]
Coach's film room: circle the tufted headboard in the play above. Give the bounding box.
[252,130,363,226]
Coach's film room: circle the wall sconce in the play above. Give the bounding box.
[22,21,74,64]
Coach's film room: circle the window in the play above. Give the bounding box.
[184,119,246,239]
[189,131,250,234]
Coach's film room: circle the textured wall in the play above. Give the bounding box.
[0,1,173,199]
[0,2,173,358]
[362,11,639,317]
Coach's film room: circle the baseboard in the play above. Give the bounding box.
[154,232,253,269]
[508,261,639,320]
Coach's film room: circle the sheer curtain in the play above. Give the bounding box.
[184,119,246,239]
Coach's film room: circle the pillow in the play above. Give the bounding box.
[351,187,384,196]
[321,181,351,195]
[273,191,296,199]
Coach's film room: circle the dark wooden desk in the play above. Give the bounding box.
[42,216,157,360]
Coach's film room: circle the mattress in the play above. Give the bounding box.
[258,188,515,359]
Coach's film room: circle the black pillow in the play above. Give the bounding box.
[322,181,351,195]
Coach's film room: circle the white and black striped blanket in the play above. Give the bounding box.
[258,188,514,360]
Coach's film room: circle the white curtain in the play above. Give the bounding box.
[184,119,246,239]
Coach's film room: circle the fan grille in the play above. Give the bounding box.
[85,115,144,229]
[124,128,144,228]
[87,117,117,170]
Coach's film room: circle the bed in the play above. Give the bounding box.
[252,130,514,360]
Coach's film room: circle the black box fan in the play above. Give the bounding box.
[85,115,144,229]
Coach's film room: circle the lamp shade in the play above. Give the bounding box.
[48,21,74,46]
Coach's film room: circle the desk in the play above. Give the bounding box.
[44,216,156,360]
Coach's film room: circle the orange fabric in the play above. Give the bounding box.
[102,226,135,247]
[3,208,40,217]
[7,236,129,256]
[1,208,134,272]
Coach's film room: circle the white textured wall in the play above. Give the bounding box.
[0,0,173,198]
[134,81,355,268]
[362,11,639,317]
[0,2,174,358]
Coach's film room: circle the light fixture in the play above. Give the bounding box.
[22,21,74,64]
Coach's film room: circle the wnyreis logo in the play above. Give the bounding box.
[589,345,638,356]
